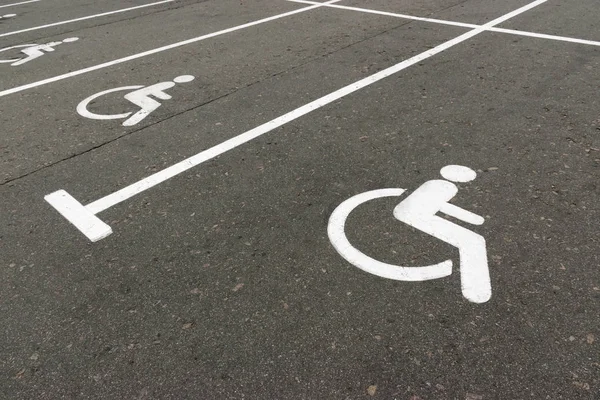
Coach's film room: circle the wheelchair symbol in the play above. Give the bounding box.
[328,165,492,303]
[0,37,78,66]
[76,75,195,126]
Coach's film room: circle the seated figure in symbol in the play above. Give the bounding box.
[122,75,195,126]
[393,165,491,303]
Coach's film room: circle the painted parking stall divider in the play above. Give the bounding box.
[0,0,38,9]
[289,0,600,48]
[45,190,113,242]
[0,0,175,39]
[0,0,341,98]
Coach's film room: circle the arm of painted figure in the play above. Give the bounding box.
[439,202,484,225]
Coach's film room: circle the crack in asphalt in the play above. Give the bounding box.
[0,0,475,187]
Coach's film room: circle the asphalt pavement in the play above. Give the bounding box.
[1,0,599,398]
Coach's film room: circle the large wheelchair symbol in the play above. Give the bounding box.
[328,165,492,303]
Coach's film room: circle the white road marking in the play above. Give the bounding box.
[328,166,491,303]
[392,166,490,303]
[0,0,38,9]
[0,13,17,18]
[288,0,600,48]
[0,0,174,38]
[490,27,600,47]
[327,188,454,282]
[45,190,112,242]
[0,43,36,64]
[45,0,547,241]
[0,0,341,98]
[289,0,479,29]
[77,75,195,126]
[440,202,484,226]
[77,85,144,120]
[121,75,195,126]
[0,37,79,66]
[440,165,477,183]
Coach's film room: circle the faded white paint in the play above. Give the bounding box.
[76,75,195,126]
[1,13,17,18]
[0,37,79,66]
[0,43,35,64]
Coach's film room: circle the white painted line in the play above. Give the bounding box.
[288,0,479,29]
[83,0,547,216]
[43,0,546,242]
[45,190,112,242]
[0,0,38,9]
[0,0,174,38]
[288,0,600,48]
[489,27,600,47]
[0,0,340,98]
[0,36,79,66]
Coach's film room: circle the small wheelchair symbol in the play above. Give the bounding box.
[76,75,195,126]
[0,37,78,66]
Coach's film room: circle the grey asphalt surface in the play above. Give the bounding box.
[1,0,599,399]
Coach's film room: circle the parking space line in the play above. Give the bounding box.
[0,0,340,98]
[489,27,600,47]
[0,0,175,38]
[288,0,600,48]
[46,0,548,241]
[0,0,38,9]
[289,0,479,29]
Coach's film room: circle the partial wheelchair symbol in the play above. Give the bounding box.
[0,37,78,66]
[76,75,195,126]
[328,165,492,303]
